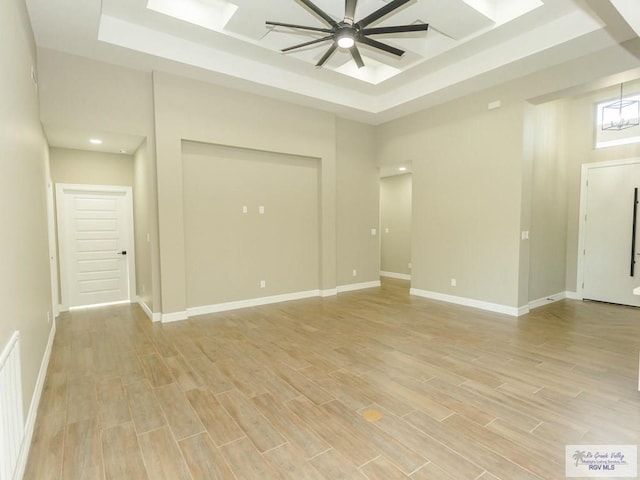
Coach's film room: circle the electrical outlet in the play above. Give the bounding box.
[451,278,457,287]
[260,280,266,288]
[352,269,357,277]
[370,228,377,236]
[259,206,265,214]
[242,206,248,214]
[408,262,412,269]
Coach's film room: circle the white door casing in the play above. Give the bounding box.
[578,158,640,307]
[56,184,136,309]
[46,179,59,318]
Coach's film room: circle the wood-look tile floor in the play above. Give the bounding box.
[25,278,640,479]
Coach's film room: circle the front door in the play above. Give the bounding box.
[581,161,640,307]
[56,184,135,309]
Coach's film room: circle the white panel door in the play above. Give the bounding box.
[57,185,135,308]
[582,162,640,307]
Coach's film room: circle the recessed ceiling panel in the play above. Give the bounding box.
[393,0,494,40]
[223,2,273,40]
[146,0,239,32]
[333,55,403,84]
[462,0,543,24]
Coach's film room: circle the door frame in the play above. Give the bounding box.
[577,157,640,300]
[55,183,137,310]
[46,178,60,318]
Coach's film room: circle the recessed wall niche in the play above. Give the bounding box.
[181,141,320,308]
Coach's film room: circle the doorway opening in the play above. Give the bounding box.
[379,171,412,285]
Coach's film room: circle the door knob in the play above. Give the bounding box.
[117,250,127,256]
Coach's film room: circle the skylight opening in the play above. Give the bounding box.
[462,0,542,25]
[147,0,238,32]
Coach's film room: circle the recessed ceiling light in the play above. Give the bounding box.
[399,166,407,171]
[90,138,103,145]
[119,149,128,154]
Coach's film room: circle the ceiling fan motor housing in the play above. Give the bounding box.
[336,23,358,48]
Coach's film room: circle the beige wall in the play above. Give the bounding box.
[153,72,339,316]
[0,0,53,415]
[183,142,320,306]
[38,50,161,315]
[133,139,154,310]
[377,92,528,308]
[374,76,640,308]
[380,174,412,276]
[528,101,569,300]
[38,48,153,137]
[34,53,383,319]
[336,118,380,286]
[34,37,640,317]
[562,81,640,292]
[50,147,134,186]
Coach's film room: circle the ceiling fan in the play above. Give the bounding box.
[266,0,429,68]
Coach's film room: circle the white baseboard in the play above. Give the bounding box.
[320,288,338,297]
[186,289,322,318]
[58,304,68,312]
[161,311,189,323]
[410,288,526,317]
[380,271,411,281]
[337,280,381,293]
[14,318,57,480]
[529,291,570,310]
[162,283,393,322]
[566,291,579,300]
[136,296,161,322]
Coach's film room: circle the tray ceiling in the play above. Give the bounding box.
[25,0,640,128]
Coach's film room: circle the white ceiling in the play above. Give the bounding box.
[24,0,640,153]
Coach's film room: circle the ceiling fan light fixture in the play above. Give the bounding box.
[336,30,356,49]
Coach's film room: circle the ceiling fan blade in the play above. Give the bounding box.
[362,23,429,35]
[345,0,358,24]
[316,43,338,67]
[356,0,411,29]
[266,21,333,33]
[350,45,365,68]
[298,0,339,27]
[282,34,335,52]
[359,36,405,56]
